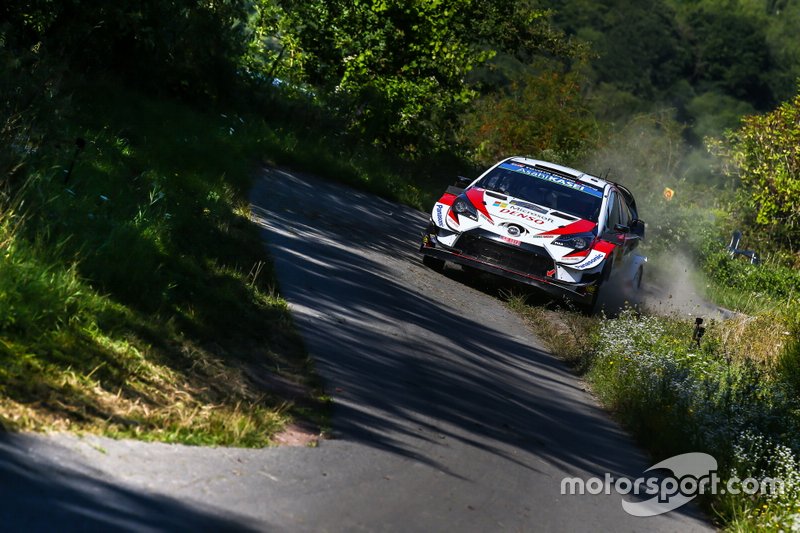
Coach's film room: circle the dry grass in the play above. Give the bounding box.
[713,312,794,372]
[505,295,599,371]
[0,332,314,446]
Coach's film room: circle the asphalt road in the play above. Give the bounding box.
[0,168,711,532]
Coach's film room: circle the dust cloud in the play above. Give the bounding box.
[576,111,734,320]
[641,252,731,320]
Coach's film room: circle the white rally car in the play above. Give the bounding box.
[420,157,646,312]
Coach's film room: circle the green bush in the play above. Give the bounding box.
[712,88,800,251]
[702,251,800,302]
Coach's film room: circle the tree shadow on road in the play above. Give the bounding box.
[0,432,260,532]
[254,169,639,477]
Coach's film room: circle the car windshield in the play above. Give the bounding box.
[475,162,604,222]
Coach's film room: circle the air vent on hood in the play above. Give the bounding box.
[551,211,578,221]
[485,191,507,200]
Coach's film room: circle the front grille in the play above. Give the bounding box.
[456,234,553,276]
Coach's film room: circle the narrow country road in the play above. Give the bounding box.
[246,167,709,531]
[0,168,711,532]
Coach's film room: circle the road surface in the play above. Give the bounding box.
[0,167,711,532]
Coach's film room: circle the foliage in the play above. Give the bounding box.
[0,79,329,445]
[460,65,598,166]
[537,0,800,143]
[711,88,800,252]
[683,91,755,142]
[702,251,800,303]
[280,0,487,150]
[591,310,800,529]
[762,0,800,100]
[561,0,691,98]
[266,0,579,152]
[522,304,800,530]
[0,0,251,98]
[679,4,774,106]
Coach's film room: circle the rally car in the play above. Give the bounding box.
[419,157,646,313]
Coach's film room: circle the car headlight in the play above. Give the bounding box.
[452,195,478,221]
[552,233,594,251]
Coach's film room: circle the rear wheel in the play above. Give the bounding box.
[633,267,643,290]
[422,254,445,272]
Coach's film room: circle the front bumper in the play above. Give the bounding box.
[420,226,597,305]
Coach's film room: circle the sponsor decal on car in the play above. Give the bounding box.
[435,204,445,226]
[579,252,604,268]
[493,199,548,215]
[499,162,604,198]
[511,205,555,223]
[501,236,522,246]
[510,200,548,214]
[500,205,555,224]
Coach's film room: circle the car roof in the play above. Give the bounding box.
[506,156,611,191]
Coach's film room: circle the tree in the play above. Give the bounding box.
[0,0,251,98]
[269,0,577,152]
[712,89,800,251]
[682,5,775,108]
[460,66,597,167]
[540,0,692,101]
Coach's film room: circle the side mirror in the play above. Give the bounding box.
[456,175,471,187]
[630,219,645,239]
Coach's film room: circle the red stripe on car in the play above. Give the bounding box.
[563,249,590,258]
[593,240,616,254]
[538,219,597,236]
[438,193,457,206]
[448,209,459,225]
[465,188,493,223]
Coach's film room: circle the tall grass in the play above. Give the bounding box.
[514,298,800,530]
[0,79,334,446]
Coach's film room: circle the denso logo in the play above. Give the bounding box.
[499,208,546,225]
[499,206,555,224]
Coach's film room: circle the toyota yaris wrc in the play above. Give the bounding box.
[419,157,646,313]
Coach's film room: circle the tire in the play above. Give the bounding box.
[633,267,643,290]
[580,286,601,315]
[422,254,445,272]
[581,259,613,315]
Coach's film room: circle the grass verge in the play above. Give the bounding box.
[508,281,800,530]
[0,80,338,446]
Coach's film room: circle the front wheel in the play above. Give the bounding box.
[422,254,445,272]
[580,259,613,315]
[579,285,602,315]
